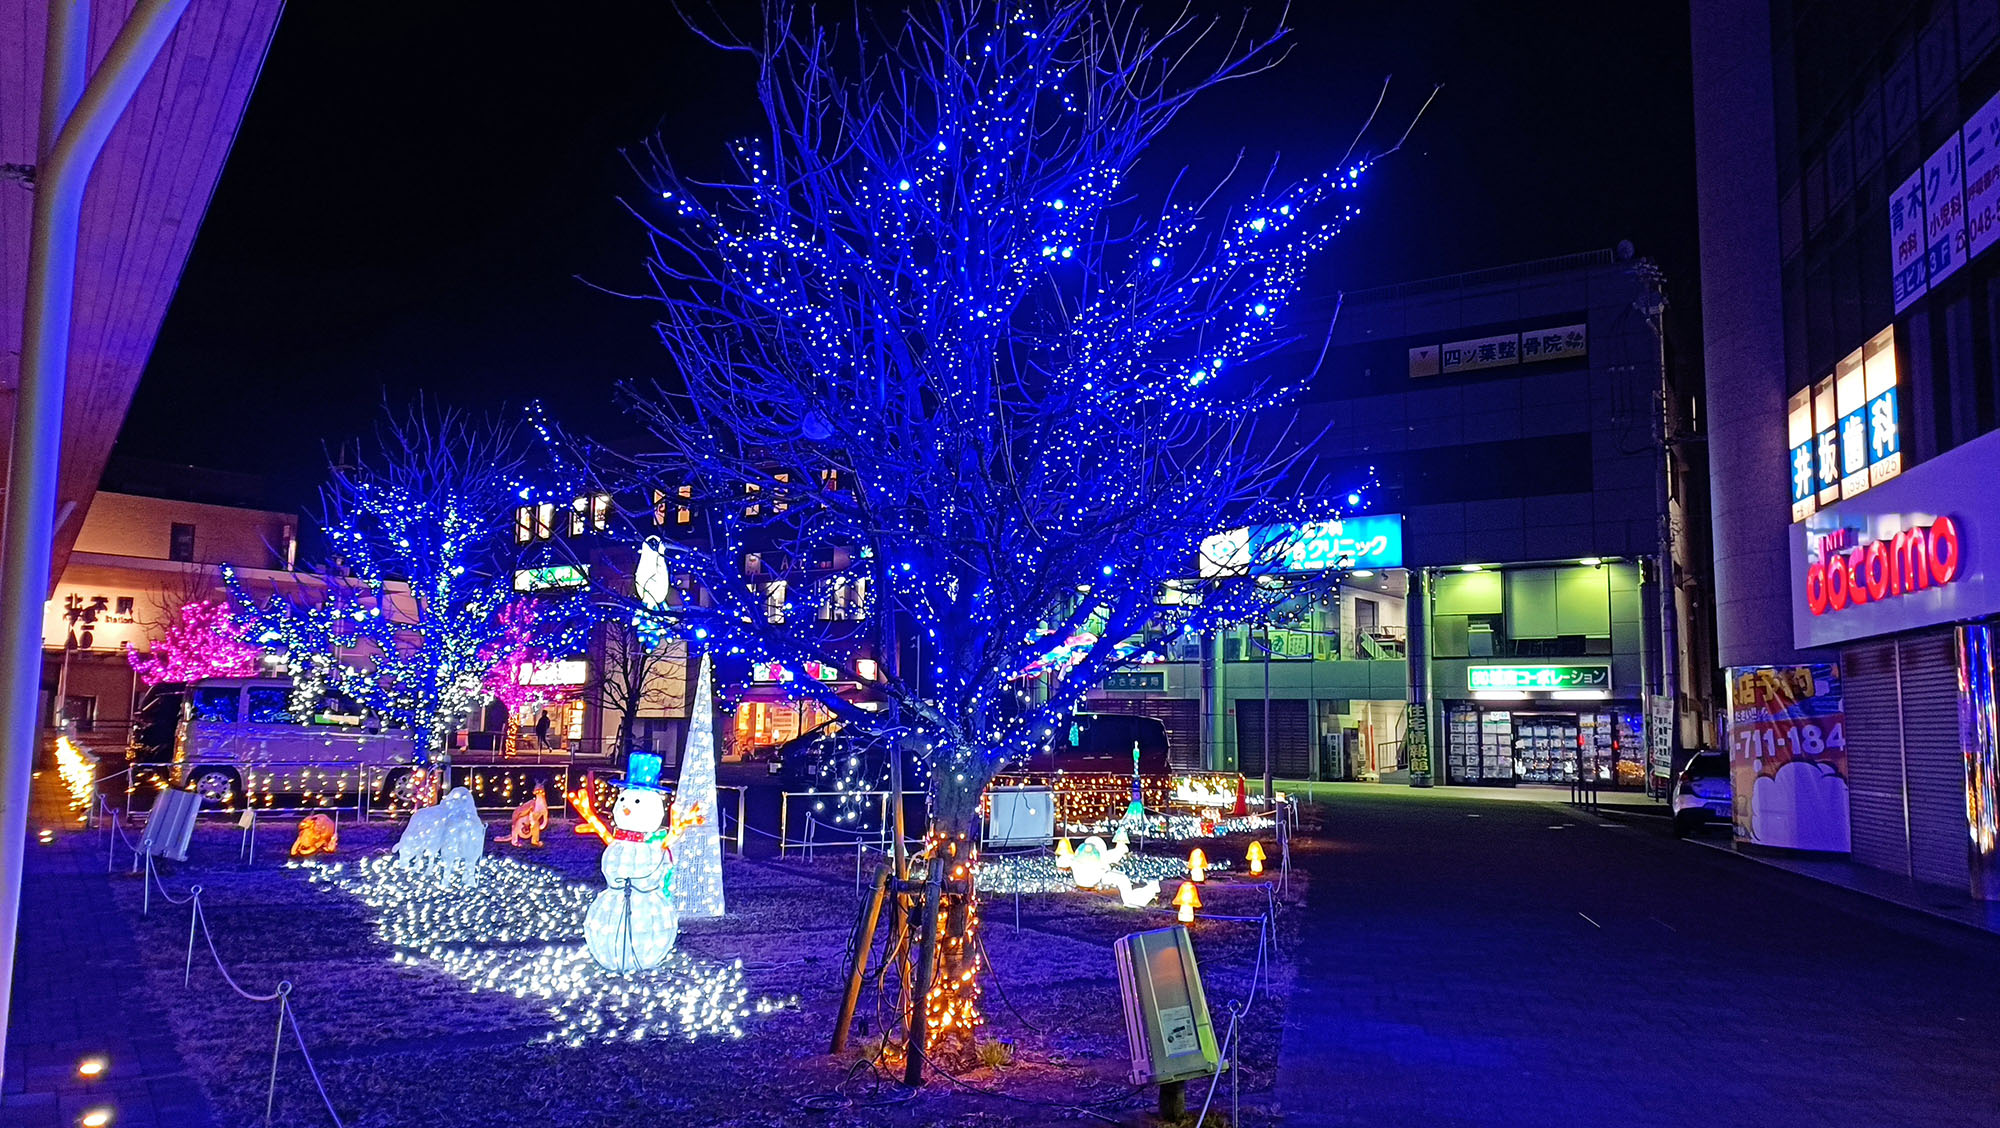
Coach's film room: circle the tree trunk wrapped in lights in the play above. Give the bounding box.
[605,0,1412,1078]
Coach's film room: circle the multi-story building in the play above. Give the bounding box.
[1085,249,1714,793]
[1694,0,2000,901]
[38,476,299,764]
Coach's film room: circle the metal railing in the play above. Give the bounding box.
[776,788,930,858]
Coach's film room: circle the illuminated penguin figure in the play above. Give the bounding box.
[583,753,679,972]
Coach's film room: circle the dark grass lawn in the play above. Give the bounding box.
[117,817,1297,1127]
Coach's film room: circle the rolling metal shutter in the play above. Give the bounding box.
[1089,696,1203,770]
[1235,699,1311,780]
[1842,641,1911,877]
[1898,632,1971,892]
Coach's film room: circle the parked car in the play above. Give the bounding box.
[130,678,417,811]
[1671,748,1733,837]
[1016,712,1172,776]
[775,721,908,793]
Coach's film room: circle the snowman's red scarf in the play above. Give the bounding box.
[611,827,673,847]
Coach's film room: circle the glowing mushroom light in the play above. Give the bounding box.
[1174,880,1202,923]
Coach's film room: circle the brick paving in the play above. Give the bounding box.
[2,780,218,1128]
[1276,789,2000,1126]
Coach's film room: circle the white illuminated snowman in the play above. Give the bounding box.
[583,754,679,972]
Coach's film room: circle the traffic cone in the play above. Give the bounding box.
[1232,776,1249,817]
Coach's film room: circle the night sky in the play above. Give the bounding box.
[119,1,1696,502]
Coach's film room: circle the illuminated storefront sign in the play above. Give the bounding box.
[1409,323,1585,379]
[1789,327,1898,522]
[751,660,844,684]
[1103,671,1166,692]
[523,659,589,686]
[1885,88,2000,308]
[1791,425,2000,649]
[1467,664,1610,692]
[1803,516,1961,616]
[512,564,589,592]
[1198,514,1404,577]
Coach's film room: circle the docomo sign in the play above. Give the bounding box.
[1805,516,1963,616]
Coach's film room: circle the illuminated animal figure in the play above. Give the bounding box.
[583,782,679,972]
[498,785,549,847]
[290,813,338,857]
[394,786,485,885]
[1070,828,1156,905]
[1068,827,1131,889]
[1110,873,1161,907]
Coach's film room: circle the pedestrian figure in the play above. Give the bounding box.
[535,710,552,749]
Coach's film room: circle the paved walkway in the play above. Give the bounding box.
[1280,779,1666,809]
[1276,789,2000,1126]
[1,780,218,1128]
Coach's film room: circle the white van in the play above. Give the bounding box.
[168,677,418,812]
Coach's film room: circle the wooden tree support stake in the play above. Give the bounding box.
[903,855,945,1087]
[830,863,892,1053]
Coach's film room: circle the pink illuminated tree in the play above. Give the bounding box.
[126,600,264,687]
[479,598,584,716]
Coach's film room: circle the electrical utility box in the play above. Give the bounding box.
[1113,925,1222,1085]
[985,785,1055,847]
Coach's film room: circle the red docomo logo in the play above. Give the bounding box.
[1806,516,1962,616]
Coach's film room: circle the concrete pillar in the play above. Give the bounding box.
[1202,630,1225,770]
[1690,0,1819,670]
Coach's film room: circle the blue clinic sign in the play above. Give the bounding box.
[1198,514,1404,577]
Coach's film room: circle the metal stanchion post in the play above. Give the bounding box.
[184,888,202,987]
[266,983,292,1126]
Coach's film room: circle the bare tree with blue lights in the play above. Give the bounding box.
[231,404,587,769]
[617,0,1406,1063]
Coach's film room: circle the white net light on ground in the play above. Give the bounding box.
[672,655,725,919]
[306,853,771,1045]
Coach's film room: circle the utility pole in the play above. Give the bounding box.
[1635,263,1681,786]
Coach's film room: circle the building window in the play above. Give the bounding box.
[515,506,534,544]
[819,469,841,491]
[169,523,195,562]
[534,502,555,540]
[589,492,610,530]
[62,695,96,733]
[772,473,790,514]
[569,498,588,537]
[744,482,761,518]
[652,489,668,527]
[676,485,694,525]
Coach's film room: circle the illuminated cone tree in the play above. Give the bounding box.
[616,0,1398,1073]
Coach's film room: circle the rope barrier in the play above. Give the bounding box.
[143,859,345,1126]
[1194,902,1274,1128]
